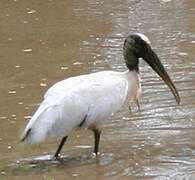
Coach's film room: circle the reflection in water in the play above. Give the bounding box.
[0,0,195,179]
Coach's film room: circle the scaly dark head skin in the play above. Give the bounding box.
[123,33,180,104]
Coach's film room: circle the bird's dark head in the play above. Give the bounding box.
[123,33,180,104]
[123,33,151,71]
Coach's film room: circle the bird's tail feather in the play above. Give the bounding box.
[20,103,71,144]
[20,104,53,144]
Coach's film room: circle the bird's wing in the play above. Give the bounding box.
[44,75,86,99]
[20,71,129,143]
[44,71,125,99]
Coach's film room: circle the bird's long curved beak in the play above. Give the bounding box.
[143,46,180,104]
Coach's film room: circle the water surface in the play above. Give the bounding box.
[0,0,195,179]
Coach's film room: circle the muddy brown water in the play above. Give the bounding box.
[0,0,195,179]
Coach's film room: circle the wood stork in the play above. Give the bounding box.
[20,33,180,160]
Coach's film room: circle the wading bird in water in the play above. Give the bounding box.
[20,33,180,161]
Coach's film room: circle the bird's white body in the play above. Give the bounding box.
[21,70,141,144]
[20,33,180,158]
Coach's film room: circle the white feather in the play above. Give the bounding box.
[20,70,140,144]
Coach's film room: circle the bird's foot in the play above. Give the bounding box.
[54,155,65,164]
[91,152,100,158]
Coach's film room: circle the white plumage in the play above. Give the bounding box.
[20,33,180,159]
[21,70,140,144]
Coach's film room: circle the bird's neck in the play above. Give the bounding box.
[123,46,139,72]
[124,54,139,72]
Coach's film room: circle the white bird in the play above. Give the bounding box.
[20,33,180,160]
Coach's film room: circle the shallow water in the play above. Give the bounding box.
[0,0,195,179]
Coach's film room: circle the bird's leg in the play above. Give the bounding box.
[93,129,101,156]
[136,99,141,112]
[54,136,68,160]
[128,104,132,113]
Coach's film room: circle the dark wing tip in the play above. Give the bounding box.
[20,128,32,142]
